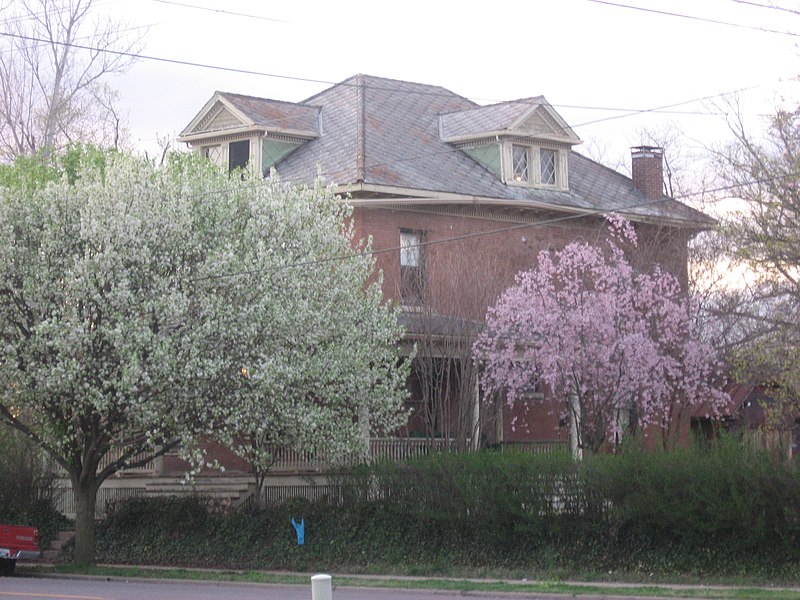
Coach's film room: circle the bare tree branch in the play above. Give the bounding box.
[0,0,144,160]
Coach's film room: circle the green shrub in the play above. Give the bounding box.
[93,443,800,577]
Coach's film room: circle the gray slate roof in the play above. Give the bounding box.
[206,75,712,228]
[439,98,546,140]
[216,92,320,136]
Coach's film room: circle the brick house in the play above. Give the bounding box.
[689,383,800,458]
[177,74,713,456]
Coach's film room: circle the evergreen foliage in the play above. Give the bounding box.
[92,443,800,578]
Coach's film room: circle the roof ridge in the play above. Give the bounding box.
[439,96,546,117]
[217,91,320,109]
[301,73,468,105]
[356,74,365,183]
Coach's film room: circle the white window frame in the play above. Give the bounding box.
[511,144,530,183]
[201,144,225,168]
[198,137,260,174]
[503,142,568,190]
[399,229,425,306]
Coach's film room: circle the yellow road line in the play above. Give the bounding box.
[0,592,107,600]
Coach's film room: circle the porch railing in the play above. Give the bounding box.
[265,437,460,472]
[54,483,146,519]
[500,440,569,455]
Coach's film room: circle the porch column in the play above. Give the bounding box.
[569,391,583,461]
[471,378,480,450]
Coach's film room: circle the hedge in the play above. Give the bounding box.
[92,439,800,578]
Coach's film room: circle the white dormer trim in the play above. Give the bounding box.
[179,94,252,140]
[178,92,320,144]
[440,98,579,191]
[439,99,581,146]
[507,103,580,145]
[501,142,569,191]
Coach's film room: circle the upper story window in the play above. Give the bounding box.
[540,148,556,185]
[400,229,425,306]
[505,143,566,189]
[200,140,251,172]
[203,145,223,168]
[229,140,250,171]
[512,144,529,183]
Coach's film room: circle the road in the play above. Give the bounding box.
[0,575,550,600]
[1,573,752,600]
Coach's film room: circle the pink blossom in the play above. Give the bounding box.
[475,216,729,453]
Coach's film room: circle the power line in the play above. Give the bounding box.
[571,86,757,128]
[150,0,292,24]
[727,0,800,16]
[0,30,333,86]
[0,30,742,124]
[584,0,800,37]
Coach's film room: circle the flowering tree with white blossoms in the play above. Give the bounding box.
[0,150,408,564]
[475,216,728,457]
[208,171,410,507]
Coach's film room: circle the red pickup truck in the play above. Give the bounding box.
[0,524,41,576]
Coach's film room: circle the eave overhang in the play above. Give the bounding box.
[178,126,318,145]
[336,183,713,230]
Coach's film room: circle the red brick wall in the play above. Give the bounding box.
[502,396,567,443]
[352,205,693,446]
[353,206,613,312]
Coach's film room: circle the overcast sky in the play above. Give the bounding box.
[101,0,800,181]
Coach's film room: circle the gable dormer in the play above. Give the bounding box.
[439,97,580,191]
[178,92,320,176]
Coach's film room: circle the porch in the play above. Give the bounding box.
[53,437,568,518]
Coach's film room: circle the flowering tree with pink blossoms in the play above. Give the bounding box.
[474,216,728,457]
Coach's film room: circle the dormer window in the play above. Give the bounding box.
[540,148,556,185]
[511,144,531,183]
[512,144,529,183]
[439,97,579,192]
[504,143,567,190]
[203,145,223,168]
[200,139,251,172]
[228,140,250,171]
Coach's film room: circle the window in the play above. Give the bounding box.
[228,140,250,171]
[203,145,223,168]
[512,144,529,183]
[506,143,564,188]
[540,148,556,185]
[400,229,425,305]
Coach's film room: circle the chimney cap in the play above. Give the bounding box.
[631,145,664,158]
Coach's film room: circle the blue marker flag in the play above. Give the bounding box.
[291,517,305,545]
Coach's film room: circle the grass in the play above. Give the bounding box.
[17,564,800,600]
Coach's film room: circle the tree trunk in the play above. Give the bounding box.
[72,476,99,566]
[569,391,583,461]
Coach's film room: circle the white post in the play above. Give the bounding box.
[471,378,481,450]
[569,391,583,461]
[311,574,332,600]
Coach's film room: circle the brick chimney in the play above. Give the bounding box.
[631,146,665,200]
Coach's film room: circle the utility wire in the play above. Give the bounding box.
[0,30,747,122]
[151,0,292,24]
[727,0,800,16]
[584,0,800,37]
[572,86,758,128]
